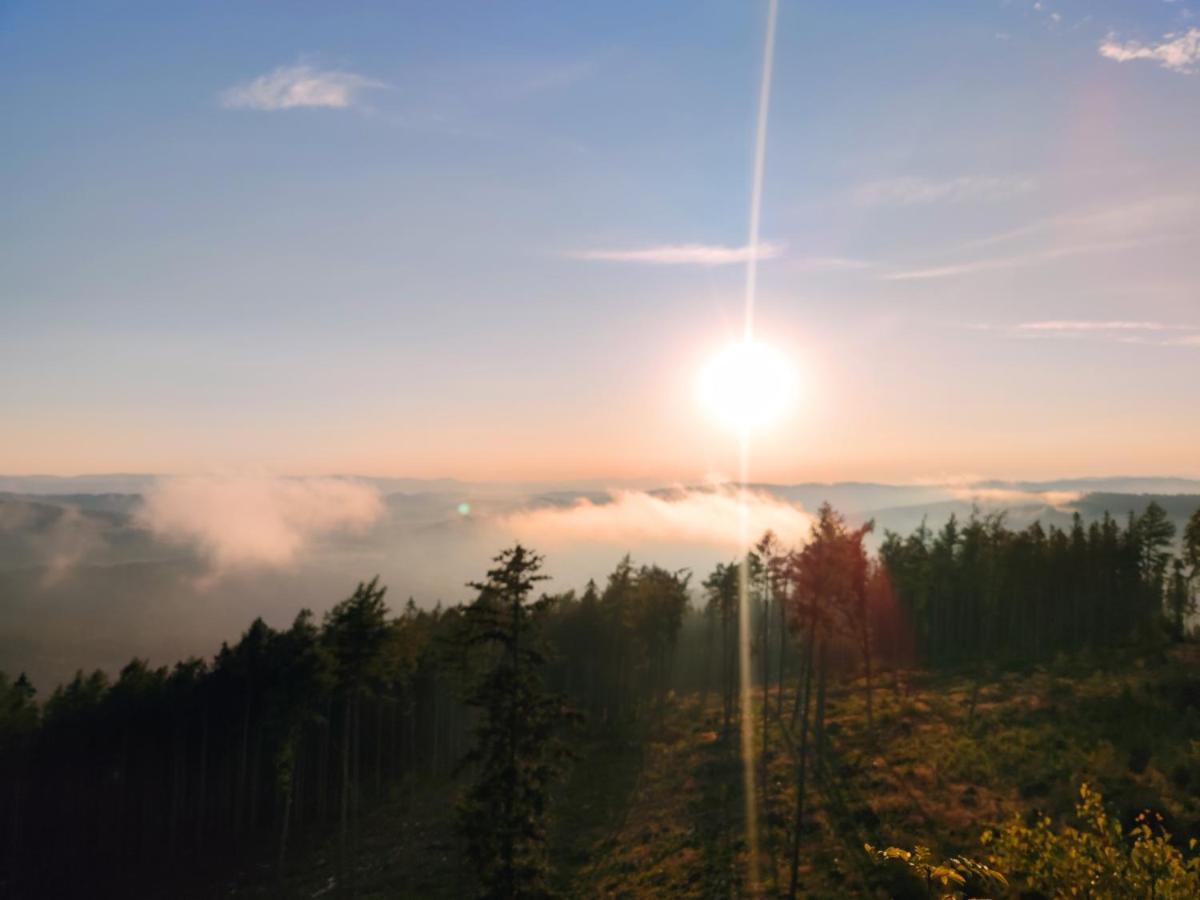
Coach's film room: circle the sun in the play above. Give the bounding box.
[698,339,798,432]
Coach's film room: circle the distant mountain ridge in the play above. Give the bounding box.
[4,473,1198,499]
[1,473,1198,692]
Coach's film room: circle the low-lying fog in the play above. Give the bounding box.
[2,473,1198,692]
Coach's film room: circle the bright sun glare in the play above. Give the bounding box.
[698,340,798,433]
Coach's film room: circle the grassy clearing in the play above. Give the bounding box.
[564,647,1200,897]
[204,649,1200,897]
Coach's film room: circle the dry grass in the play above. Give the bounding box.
[203,648,1200,897]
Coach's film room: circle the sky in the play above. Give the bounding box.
[2,0,1198,485]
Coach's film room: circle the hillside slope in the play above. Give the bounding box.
[206,648,1200,898]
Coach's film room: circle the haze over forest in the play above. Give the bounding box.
[3,1,1200,897]
[3,473,1198,690]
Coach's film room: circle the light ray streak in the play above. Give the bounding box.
[743,0,779,344]
[738,0,779,893]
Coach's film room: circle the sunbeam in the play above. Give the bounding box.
[737,0,780,892]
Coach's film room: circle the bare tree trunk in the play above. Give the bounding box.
[317,706,328,821]
[406,691,416,782]
[502,590,522,895]
[339,698,351,896]
[295,729,306,830]
[777,590,788,718]
[352,697,361,898]
[789,638,805,728]
[389,698,398,787]
[196,703,208,855]
[8,772,24,887]
[790,613,816,730]
[8,774,22,884]
[249,722,264,829]
[375,699,384,796]
[722,607,732,734]
[431,686,440,775]
[277,738,296,882]
[760,590,771,820]
[700,611,714,712]
[862,628,875,738]
[169,718,182,859]
[235,690,251,833]
[814,641,828,778]
[787,629,817,900]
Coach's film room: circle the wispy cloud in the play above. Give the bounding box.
[477,57,597,101]
[853,175,1035,207]
[884,236,1171,280]
[966,195,1198,250]
[970,320,1200,347]
[1016,320,1181,332]
[573,242,784,266]
[1099,28,1200,74]
[788,256,873,272]
[221,65,385,111]
[884,194,1198,280]
[1030,1,1064,24]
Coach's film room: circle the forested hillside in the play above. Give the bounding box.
[4,480,1198,695]
[2,501,1198,897]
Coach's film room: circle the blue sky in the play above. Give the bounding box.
[2,0,1198,482]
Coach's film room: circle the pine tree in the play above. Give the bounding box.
[1135,502,1176,635]
[702,561,739,735]
[269,610,333,877]
[457,546,576,900]
[1185,507,1200,590]
[324,577,391,895]
[784,502,868,898]
[0,671,38,880]
[1166,559,1194,641]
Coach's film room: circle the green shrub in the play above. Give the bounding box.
[982,783,1200,898]
[863,843,1008,899]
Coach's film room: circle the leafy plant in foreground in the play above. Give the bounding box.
[982,783,1200,898]
[864,842,1008,899]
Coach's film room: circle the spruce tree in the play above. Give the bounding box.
[1136,502,1176,630]
[1167,559,1194,641]
[457,545,575,900]
[1185,507,1200,588]
[323,577,391,895]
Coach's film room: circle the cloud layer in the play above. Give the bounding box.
[573,242,783,266]
[221,65,384,110]
[139,476,383,570]
[1099,29,1200,74]
[499,487,813,550]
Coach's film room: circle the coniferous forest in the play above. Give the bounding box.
[3,501,1199,898]
[7,0,1200,896]
[8,0,1200,894]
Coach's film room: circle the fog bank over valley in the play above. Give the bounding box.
[2,473,1198,690]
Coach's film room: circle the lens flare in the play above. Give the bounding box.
[699,340,798,433]
[735,0,779,890]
